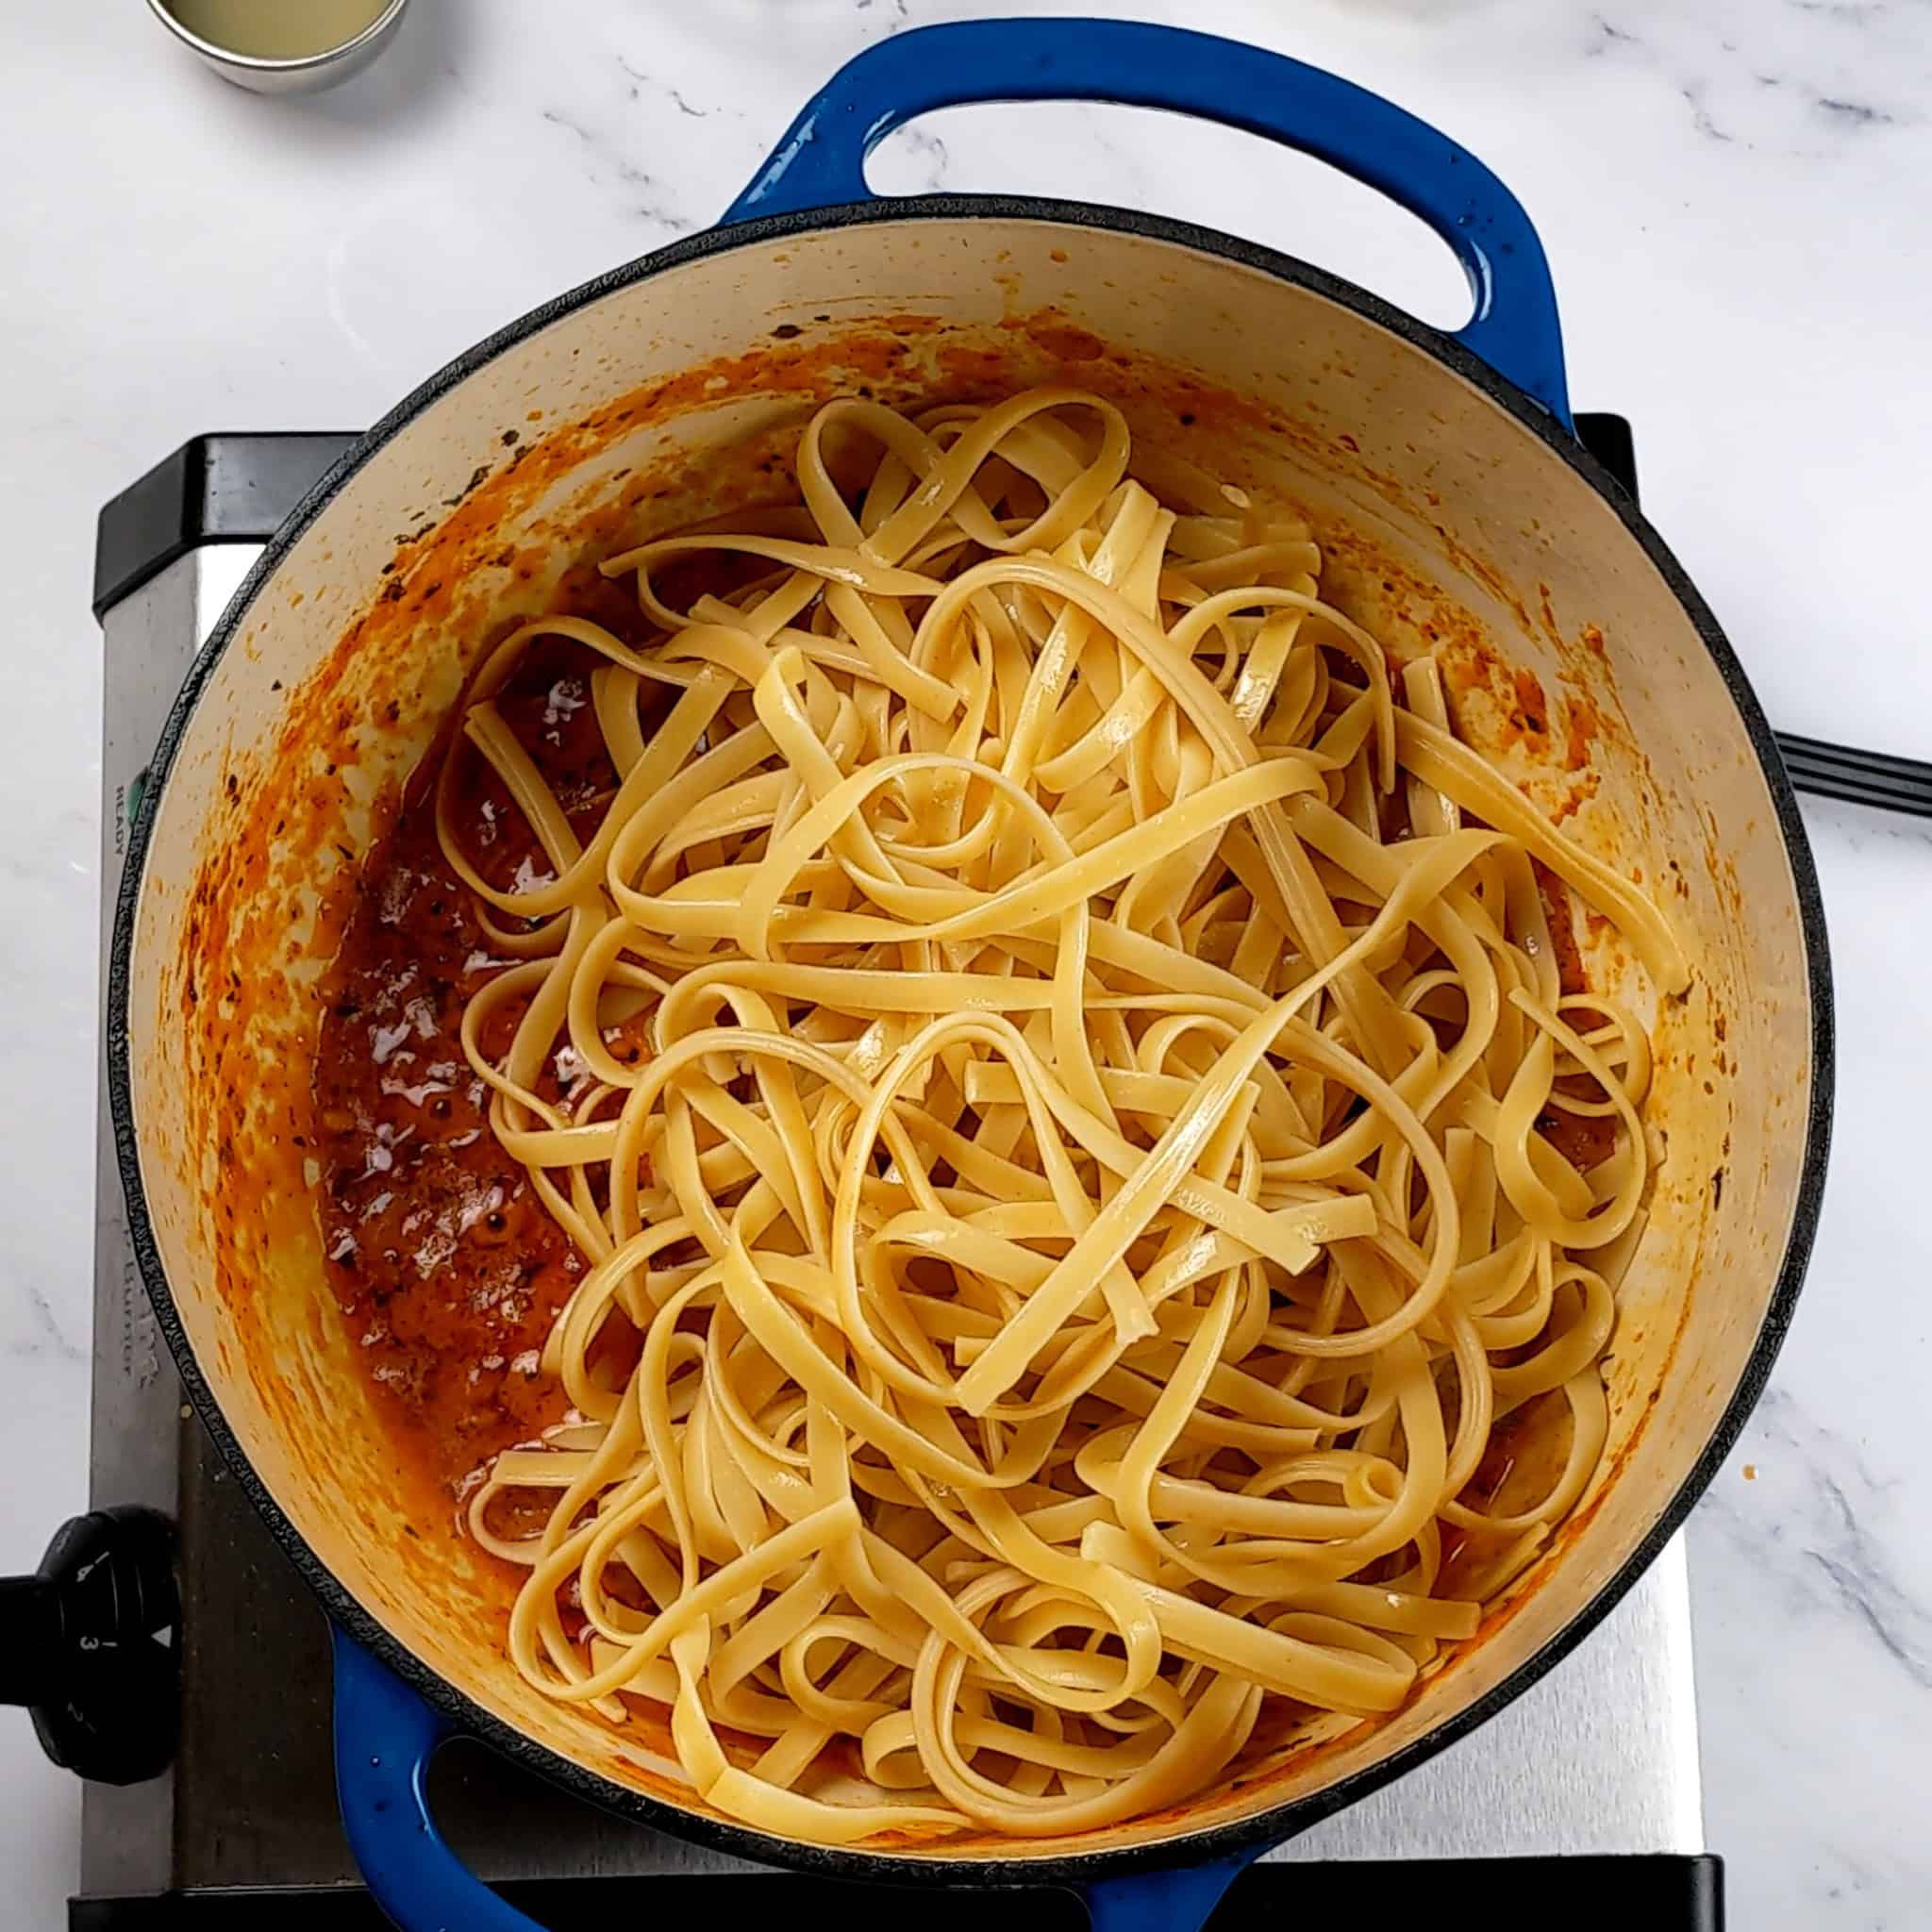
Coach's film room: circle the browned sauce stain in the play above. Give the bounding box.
[1010,319,1107,362]
[1564,691,1602,773]
[1506,666,1550,746]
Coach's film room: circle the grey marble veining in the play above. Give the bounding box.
[1,2,1927,1925]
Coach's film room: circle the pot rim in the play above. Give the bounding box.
[107,192,1834,1886]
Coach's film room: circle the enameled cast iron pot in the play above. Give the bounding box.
[109,21,1832,1932]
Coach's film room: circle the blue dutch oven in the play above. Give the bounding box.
[109,18,1829,1932]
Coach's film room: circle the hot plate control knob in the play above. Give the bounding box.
[0,1506,177,1784]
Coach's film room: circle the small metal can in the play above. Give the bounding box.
[145,0,411,96]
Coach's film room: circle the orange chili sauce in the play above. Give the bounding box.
[312,574,655,1498]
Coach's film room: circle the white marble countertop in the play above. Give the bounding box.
[3,1,1928,1925]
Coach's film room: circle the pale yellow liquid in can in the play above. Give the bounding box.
[164,0,391,59]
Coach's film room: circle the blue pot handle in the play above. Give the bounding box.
[721,17,1571,426]
[1081,1850,1259,1932]
[333,1627,546,1931]
[336,1627,1261,1932]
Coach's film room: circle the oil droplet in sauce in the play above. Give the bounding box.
[164,0,390,58]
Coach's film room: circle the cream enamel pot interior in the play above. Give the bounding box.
[108,21,1830,1932]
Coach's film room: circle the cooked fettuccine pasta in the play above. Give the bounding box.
[317,387,1678,1846]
